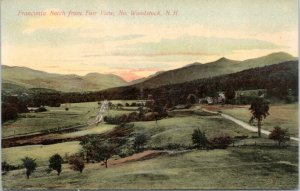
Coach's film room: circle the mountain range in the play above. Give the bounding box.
[2,66,127,92]
[2,52,297,93]
[133,52,297,88]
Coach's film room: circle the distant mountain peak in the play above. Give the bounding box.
[267,51,294,57]
[183,62,202,68]
[215,57,234,63]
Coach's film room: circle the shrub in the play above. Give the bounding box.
[116,103,123,109]
[21,157,37,179]
[130,102,137,107]
[119,145,135,158]
[68,154,85,173]
[269,126,290,147]
[209,136,233,149]
[104,115,124,124]
[133,134,148,152]
[192,128,208,149]
[1,161,22,172]
[48,154,63,176]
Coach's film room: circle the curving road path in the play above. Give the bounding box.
[202,108,299,142]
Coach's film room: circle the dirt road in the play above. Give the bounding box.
[202,108,299,142]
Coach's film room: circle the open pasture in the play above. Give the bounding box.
[3,147,298,189]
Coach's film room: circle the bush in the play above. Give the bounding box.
[104,112,141,124]
[119,145,135,158]
[1,161,22,172]
[21,157,37,179]
[130,102,137,107]
[192,128,208,149]
[209,136,233,149]
[68,154,85,173]
[116,103,123,109]
[2,161,11,172]
[104,115,123,125]
[133,134,148,152]
[269,126,290,147]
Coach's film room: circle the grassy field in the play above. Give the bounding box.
[2,147,298,189]
[2,105,288,167]
[216,103,298,137]
[2,101,298,189]
[2,141,80,166]
[59,124,115,138]
[2,114,253,165]
[132,115,257,148]
[3,102,133,138]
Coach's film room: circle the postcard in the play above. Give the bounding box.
[1,0,298,190]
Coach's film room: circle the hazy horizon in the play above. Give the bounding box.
[3,51,296,82]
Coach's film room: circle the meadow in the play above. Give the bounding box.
[2,101,298,189]
[2,147,298,189]
[2,113,256,166]
[2,141,80,166]
[211,103,298,137]
[3,101,132,138]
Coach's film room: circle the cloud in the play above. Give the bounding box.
[109,35,281,57]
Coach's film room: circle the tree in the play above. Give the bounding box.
[269,126,290,147]
[2,104,18,122]
[224,88,235,102]
[68,154,85,173]
[133,134,148,152]
[249,98,269,137]
[48,154,63,176]
[137,106,145,120]
[21,157,37,179]
[187,94,197,104]
[93,142,118,168]
[192,128,208,149]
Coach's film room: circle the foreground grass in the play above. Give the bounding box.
[3,147,298,189]
[217,103,298,137]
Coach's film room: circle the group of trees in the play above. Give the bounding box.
[2,96,29,123]
[5,60,295,112]
[104,101,168,125]
[12,153,82,179]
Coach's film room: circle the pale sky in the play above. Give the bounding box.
[1,0,298,81]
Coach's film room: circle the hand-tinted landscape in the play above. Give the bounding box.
[1,0,298,190]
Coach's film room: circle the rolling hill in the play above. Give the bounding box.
[133,52,297,88]
[2,66,128,92]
